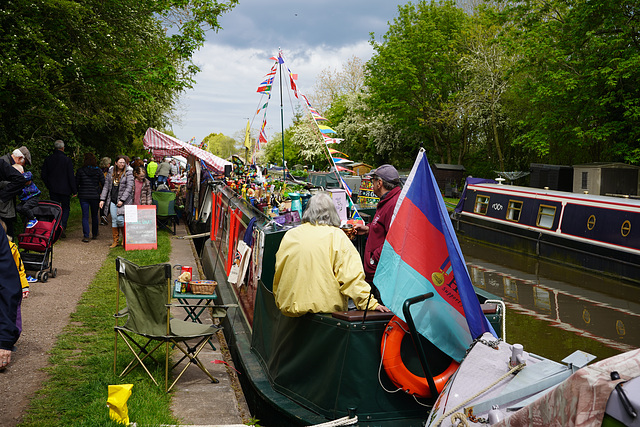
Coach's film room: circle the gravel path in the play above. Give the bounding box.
[0,222,111,426]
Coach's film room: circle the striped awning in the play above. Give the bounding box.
[143,128,232,174]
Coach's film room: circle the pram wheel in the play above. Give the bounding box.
[51,268,57,278]
[40,271,49,283]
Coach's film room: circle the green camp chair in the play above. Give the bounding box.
[152,191,177,235]
[113,257,221,392]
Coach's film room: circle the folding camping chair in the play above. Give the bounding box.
[152,191,177,235]
[113,257,222,392]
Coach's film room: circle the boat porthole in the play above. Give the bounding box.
[587,215,596,230]
[582,308,591,324]
[621,220,631,237]
[616,320,626,336]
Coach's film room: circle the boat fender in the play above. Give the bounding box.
[380,316,459,398]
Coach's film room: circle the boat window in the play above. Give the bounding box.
[581,172,588,190]
[536,205,556,229]
[587,215,596,230]
[506,200,523,222]
[474,195,490,215]
[621,220,631,237]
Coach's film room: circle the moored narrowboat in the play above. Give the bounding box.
[452,181,640,284]
[188,179,503,426]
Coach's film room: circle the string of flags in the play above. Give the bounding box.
[251,50,360,219]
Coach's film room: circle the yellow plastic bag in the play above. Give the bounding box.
[107,384,133,425]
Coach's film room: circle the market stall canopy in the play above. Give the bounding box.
[143,128,232,174]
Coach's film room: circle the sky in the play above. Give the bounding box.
[169,1,409,144]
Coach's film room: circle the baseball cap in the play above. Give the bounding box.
[18,146,31,165]
[366,164,400,184]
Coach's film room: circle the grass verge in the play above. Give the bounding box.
[19,199,179,426]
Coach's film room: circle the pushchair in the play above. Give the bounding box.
[17,200,63,282]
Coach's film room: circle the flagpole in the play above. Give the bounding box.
[278,50,286,183]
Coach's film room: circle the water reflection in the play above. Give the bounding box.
[461,240,640,362]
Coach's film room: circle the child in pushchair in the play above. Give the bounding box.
[17,200,62,283]
[12,164,41,229]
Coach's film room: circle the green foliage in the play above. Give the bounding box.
[365,0,471,166]
[204,132,241,159]
[497,0,640,164]
[0,0,237,161]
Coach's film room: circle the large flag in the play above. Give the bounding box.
[374,149,496,362]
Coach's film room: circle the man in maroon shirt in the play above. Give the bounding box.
[354,164,402,302]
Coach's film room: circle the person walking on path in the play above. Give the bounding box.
[133,166,152,205]
[41,140,76,237]
[0,147,30,238]
[99,156,134,248]
[146,158,158,189]
[76,153,105,243]
[155,157,171,187]
[353,164,402,302]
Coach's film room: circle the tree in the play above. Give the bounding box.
[497,0,640,164]
[204,133,240,159]
[308,56,367,113]
[0,0,237,164]
[365,0,472,165]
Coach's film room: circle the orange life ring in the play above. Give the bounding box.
[381,315,459,398]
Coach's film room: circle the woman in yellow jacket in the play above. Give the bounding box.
[273,192,390,317]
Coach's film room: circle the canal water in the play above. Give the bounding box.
[460,239,640,363]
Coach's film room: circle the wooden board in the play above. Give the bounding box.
[124,205,157,250]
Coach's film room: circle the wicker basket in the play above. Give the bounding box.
[190,280,217,295]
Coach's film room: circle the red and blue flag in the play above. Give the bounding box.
[374,149,496,362]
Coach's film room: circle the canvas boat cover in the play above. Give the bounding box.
[143,128,232,174]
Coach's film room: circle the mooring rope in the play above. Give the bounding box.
[308,415,359,426]
[432,362,526,427]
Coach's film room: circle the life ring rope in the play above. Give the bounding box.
[380,315,459,399]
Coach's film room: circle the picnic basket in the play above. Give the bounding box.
[189,280,217,295]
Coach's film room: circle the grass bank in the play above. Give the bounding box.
[19,199,178,426]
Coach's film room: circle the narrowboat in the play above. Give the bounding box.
[186,179,503,426]
[452,181,640,284]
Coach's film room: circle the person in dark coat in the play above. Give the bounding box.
[354,165,402,302]
[0,224,23,370]
[76,153,105,243]
[0,147,30,238]
[41,140,77,236]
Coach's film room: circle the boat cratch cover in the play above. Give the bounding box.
[143,128,232,174]
[374,149,496,362]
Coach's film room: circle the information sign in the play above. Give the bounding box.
[124,205,157,250]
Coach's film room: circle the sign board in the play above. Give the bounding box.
[327,188,347,221]
[357,177,379,205]
[124,205,157,250]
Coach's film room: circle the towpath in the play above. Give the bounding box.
[0,218,249,426]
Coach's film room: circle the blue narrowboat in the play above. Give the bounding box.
[452,182,640,284]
